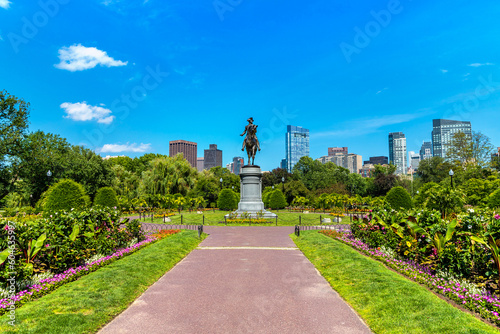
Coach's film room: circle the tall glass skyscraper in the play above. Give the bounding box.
[285,125,309,171]
[388,132,407,175]
[432,119,472,158]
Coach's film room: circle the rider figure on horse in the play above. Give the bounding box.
[240,117,261,152]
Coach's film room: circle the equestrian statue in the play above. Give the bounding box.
[240,117,261,165]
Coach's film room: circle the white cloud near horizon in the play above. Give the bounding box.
[312,110,435,138]
[0,0,11,9]
[469,63,495,67]
[55,44,127,71]
[61,102,115,124]
[99,143,151,153]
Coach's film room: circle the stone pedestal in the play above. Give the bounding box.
[228,165,276,219]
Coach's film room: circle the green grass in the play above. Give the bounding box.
[0,230,205,334]
[293,231,499,334]
[139,210,353,226]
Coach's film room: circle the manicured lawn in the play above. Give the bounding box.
[293,231,500,334]
[140,210,353,226]
[0,230,205,334]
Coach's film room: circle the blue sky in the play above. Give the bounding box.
[1,0,499,171]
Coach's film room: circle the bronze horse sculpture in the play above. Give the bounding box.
[241,117,261,165]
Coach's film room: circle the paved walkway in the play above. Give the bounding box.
[99,227,372,334]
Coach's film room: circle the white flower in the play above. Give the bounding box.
[468,225,472,229]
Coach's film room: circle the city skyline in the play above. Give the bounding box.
[1,1,499,172]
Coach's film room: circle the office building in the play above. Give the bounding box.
[317,153,363,174]
[280,159,287,170]
[197,157,204,172]
[204,144,223,170]
[432,119,472,158]
[285,125,309,171]
[328,147,348,156]
[363,156,388,165]
[409,151,420,171]
[169,140,197,168]
[419,141,432,160]
[231,157,244,175]
[388,132,407,175]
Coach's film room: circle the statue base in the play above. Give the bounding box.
[226,165,277,219]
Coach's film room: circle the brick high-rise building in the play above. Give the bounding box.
[169,140,197,168]
[204,144,222,170]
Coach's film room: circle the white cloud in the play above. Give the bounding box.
[313,109,435,138]
[440,69,448,73]
[55,44,127,71]
[0,0,11,9]
[469,63,495,67]
[99,143,151,153]
[61,102,115,124]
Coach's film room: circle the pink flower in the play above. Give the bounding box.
[495,214,500,220]
[3,225,9,231]
[45,244,50,248]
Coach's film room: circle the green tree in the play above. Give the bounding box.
[414,182,439,207]
[262,168,293,188]
[292,156,349,191]
[93,187,119,208]
[426,186,464,218]
[217,189,238,210]
[446,131,494,168]
[385,186,413,210]
[0,90,30,200]
[44,179,90,213]
[460,178,500,207]
[372,164,397,196]
[268,189,288,209]
[18,131,113,204]
[138,155,197,202]
[488,189,500,209]
[416,156,453,184]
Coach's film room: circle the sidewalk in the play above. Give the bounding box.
[99,226,372,334]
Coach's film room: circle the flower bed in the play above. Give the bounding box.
[320,230,500,326]
[225,218,273,224]
[0,230,180,315]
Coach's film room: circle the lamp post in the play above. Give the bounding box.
[220,177,223,189]
[449,169,454,189]
[47,170,52,184]
[281,176,285,193]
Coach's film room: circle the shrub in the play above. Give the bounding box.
[217,189,238,210]
[269,189,288,209]
[385,186,413,210]
[94,187,118,208]
[44,179,90,213]
[488,188,500,209]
